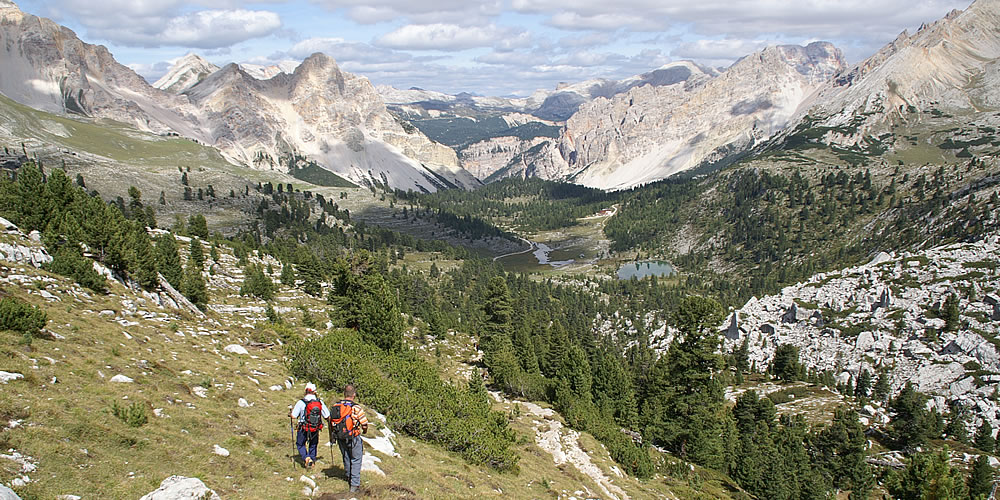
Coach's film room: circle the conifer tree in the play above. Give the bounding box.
[296,257,323,296]
[641,295,725,467]
[887,448,968,500]
[889,383,939,451]
[480,276,520,389]
[154,234,182,289]
[181,256,207,310]
[279,261,295,286]
[240,264,274,301]
[855,369,872,400]
[974,421,995,453]
[542,319,569,379]
[128,227,158,290]
[813,407,874,499]
[189,237,205,270]
[967,454,996,500]
[188,214,208,239]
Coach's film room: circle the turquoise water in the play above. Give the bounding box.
[617,260,675,280]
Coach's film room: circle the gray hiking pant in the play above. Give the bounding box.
[337,436,363,488]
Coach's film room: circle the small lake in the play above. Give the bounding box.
[617,260,675,280]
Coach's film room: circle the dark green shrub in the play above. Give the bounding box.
[0,296,47,337]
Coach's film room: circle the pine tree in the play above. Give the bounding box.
[188,214,208,239]
[889,383,938,451]
[128,228,158,290]
[542,320,569,379]
[943,293,961,331]
[296,257,322,296]
[279,261,295,286]
[945,401,971,444]
[967,454,996,500]
[154,234,182,289]
[855,369,872,400]
[180,258,207,310]
[641,295,725,468]
[887,448,968,500]
[974,421,995,453]
[480,276,520,390]
[771,344,801,381]
[813,407,874,499]
[240,264,274,301]
[189,237,205,270]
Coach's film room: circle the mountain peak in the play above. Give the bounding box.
[154,53,219,94]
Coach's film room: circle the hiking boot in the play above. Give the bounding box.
[349,485,359,493]
[304,457,313,468]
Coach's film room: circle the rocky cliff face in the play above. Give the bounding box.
[153,54,220,95]
[460,136,568,181]
[0,2,207,139]
[559,44,845,190]
[722,233,1000,435]
[782,0,1000,148]
[183,53,476,191]
[0,2,475,192]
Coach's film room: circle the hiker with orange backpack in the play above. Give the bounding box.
[330,384,369,493]
[289,382,330,468]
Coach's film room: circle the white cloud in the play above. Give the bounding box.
[548,12,661,31]
[34,0,282,48]
[286,37,412,63]
[376,23,510,50]
[311,0,502,25]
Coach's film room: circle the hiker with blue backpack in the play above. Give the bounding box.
[289,382,330,468]
[329,384,369,493]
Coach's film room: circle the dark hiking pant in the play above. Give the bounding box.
[296,428,319,463]
[337,436,363,488]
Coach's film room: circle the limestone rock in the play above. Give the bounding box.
[109,374,134,383]
[139,476,221,500]
[223,344,249,355]
[0,371,23,384]
[212,445,229,457]
[0,484,20,500]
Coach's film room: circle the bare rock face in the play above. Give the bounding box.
[183,53,476,192]
[139,476,220,500]
[782,0,1000,147]
[153,54,220,95]
[0,3,476,193]
[558,44,845,190]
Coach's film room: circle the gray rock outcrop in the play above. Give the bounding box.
[139,476,221,500]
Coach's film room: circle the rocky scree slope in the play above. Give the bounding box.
[777,0,1000,150]
[722,231,1000,438]
[557,42,845,190]
[0,1,474,193]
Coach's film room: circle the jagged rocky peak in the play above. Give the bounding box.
[557,41,846,190]
[291,52,347,95]
[784,0,1000,146]
[154,53,220,94]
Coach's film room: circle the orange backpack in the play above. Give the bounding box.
[330,400,361,440]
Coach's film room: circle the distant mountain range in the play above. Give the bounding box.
[0,0,477,193]
[0,0,998,192]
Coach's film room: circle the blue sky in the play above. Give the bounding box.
[16,0,972,96]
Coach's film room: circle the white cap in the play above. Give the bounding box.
[304,383,316,393]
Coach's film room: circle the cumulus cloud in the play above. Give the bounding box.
[310,0,502,25]
[34,0,282,48]
[512,0,967,42]
[286,37,412,64]
[376,23,513,51]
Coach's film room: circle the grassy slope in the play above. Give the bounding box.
[0,230,744,499]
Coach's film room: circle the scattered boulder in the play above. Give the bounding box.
[0,371,24,384]
[139,476,221,500]
[0,217,17,232]
[110,374,134,383]
[223,344,249,355]
[212,445,229,457]
[238,398,250,408]
[0,484,20,500]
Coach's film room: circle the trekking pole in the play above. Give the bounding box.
[289,416,297,469]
